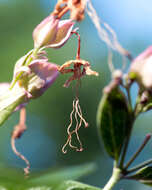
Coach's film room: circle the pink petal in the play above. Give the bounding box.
[29,60,59,93]
[133,46,152,62]
[47,19,75,48]
[33,15,59,48]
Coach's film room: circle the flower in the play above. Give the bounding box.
[33,15,75,48]
[59,59,99,87]
[0,58,59,125]
[129,46,152,89]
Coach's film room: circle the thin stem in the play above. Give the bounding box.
[103,166,121,190]
[71,31,81,59]
[124,134,151,170]
[119,118,134,168]
[126,86,132,112]
[126,158,152,174]
[119,136,130,168]
[19,107,26,125]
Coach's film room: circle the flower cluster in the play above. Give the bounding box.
[0,0,98,176]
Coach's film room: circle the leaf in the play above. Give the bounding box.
[128,166,152,186]
[96,87,131,160]
[53,180,101,190]
[29,163,96,186]
[25,180,100,190]
[0,164,96,190]
[26,187,52,190]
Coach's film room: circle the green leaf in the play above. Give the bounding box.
[96,87,131,160]
[0,164,96,190]
[128,166,152,186]
[26,187,52,190]
[53,180,101,190]
[29,163,96,186]
[25,180,100,190]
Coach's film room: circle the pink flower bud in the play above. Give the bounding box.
[28,59,59,95]
[129,46,152,88]
[33,15,75,48]
[33,15,59,48]
[47,19,75,48]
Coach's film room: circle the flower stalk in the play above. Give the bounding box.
[103,166,121,190]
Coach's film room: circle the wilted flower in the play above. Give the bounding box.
[129,46,152,89]
[33,15,74,48]
[59,59,99,87]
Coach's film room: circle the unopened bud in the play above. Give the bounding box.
[33,15,59,48]
[33,15,74,48]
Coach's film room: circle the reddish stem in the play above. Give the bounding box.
[71,31,81,59]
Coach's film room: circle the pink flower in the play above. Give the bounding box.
[129,46,152,89]
[0,59,59,113]
[33,15,75,48]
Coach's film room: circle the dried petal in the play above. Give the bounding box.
[59,59,98,87]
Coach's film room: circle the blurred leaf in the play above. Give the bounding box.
[96,87,130,160]
[129,166,152,186]
[0,186,7,190]
[26,187,52,190]
[25,180,100,190]
[29,163,96,186]
[0,164,96,189]
[53,180,101,190]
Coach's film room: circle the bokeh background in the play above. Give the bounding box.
[0,0,152,189]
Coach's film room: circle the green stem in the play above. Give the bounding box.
[119,117,134,168]
[103,167,121,190]
[126,158,152,175]
[126,86,132,112]
[124,134,151,170]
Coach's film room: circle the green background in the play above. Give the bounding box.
[0,0,152,189]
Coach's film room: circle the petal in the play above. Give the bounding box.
[33,15,59,48]
[13,50,33,77]
[29,60,59,94]
[133,46,152,62]
[0,83,27,112]
[47,19,75,48]
[0,83,10,95]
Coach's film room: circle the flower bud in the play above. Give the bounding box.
[33,15,74,49]
[28,60,59,97]
[48,19,74,48]
[129,46,152,89]
[33,15,59,48]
